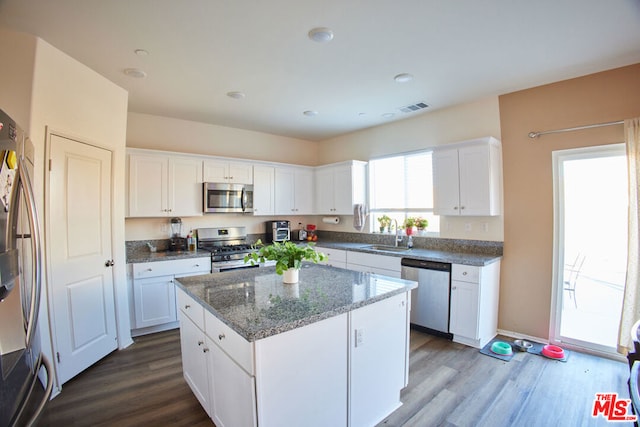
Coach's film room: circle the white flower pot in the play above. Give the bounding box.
[283,268,299,284]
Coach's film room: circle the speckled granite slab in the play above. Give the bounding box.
[175,263,417,342]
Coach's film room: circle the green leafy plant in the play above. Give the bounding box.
[377,214,391,228]
[403,217,416,228]
[415,217,428,229]
[244,239,327,275]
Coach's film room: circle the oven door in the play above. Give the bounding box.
[211,261,259,273]
[204,183,253,213]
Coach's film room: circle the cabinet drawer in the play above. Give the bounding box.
[318,248,346,265]
[176,287,205,329]
[205,310,254,375]
[347,251,401,272]
[132,257,210,279]
[452,264,480,283]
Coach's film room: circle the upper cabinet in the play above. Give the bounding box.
[252,165,275,216]
[203,159,253,184]
[127,151,203,217]
[314,161,367,215]
[274,167,314,215]
[432,137,501,216]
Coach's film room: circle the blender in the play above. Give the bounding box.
[169,217,187,251]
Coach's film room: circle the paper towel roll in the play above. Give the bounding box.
[322,216,340,224]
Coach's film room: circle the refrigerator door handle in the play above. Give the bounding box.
[10,158,43,349]
[12,354,54,427]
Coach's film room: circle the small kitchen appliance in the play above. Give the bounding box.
[203,182,253,213]
[169,217,187,251]
[266,220,290,243]
[198,227,274,272]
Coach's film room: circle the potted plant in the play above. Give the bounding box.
[244,240,327,283]
[377,214,391,233]
[415,217,428,230]
[403,217,416,235]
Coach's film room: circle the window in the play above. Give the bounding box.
[368,151,439,234]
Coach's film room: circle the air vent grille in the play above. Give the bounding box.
[399,102,429,113]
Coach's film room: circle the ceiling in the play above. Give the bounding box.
[1,0,640,141]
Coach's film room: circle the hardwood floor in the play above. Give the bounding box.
[38,329,632,426]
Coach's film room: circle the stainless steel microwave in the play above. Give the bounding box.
[203,183,254,213]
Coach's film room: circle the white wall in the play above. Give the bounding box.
[0,29,130,395]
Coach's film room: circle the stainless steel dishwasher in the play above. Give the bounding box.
[401,258,453,338]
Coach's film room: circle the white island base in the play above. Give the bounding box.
[176,287,411,427]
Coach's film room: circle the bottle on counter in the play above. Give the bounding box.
[188,229,196,251]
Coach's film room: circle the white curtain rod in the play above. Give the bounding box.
[528,120,624,139]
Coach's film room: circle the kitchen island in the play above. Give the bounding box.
[174,263,417,427]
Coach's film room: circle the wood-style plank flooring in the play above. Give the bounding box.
[38,329,632,426]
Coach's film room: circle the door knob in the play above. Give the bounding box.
[105,260,114,267]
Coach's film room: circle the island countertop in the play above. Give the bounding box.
[174,263,417,342]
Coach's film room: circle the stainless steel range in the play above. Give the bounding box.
[197,227,266,272]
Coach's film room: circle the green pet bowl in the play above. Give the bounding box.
[490,341,513,356]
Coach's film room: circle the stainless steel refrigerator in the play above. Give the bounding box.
[0,109,52,426]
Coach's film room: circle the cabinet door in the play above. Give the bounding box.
[253,165,275,216]
[314,167,334,214]
[128,154,168,217]
[293,168,314,214]
[228,161,253,184]
[133,275,177,329]
[203,160,229,182]
[169,157,203,217]
[432,148,460,216]
[458,145,492,216]
[332,165,354,215]
[274,168,294,214]
[208,337,257,427]
[350,292,408,427]
[449,279,479,339]
[178,312,211,416]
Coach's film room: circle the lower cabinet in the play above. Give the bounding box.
[449,261,501,348]
[176,287,410,427]
[346,251,402,278]
[130,257,210,335]
[318,247,347,269]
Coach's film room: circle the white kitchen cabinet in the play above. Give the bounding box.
[130,258,210,334]
[127,151,203,217]
[346,251,401,278]
[203,159,253,184]
[252,165,275,216]
[349,292,409,427]
[318,247,347,269]
[449,261,501,348]
[432,137,501,216]
[178,309,212,417]
[274,166,314,215]
[314,161,367,215]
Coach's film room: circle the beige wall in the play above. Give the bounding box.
[127,112,319,165]
[0,29,131,392]
[498,63,640,339]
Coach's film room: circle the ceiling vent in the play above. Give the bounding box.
[398,102,429,113]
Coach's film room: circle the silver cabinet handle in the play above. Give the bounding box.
[452,286,457,290]
[146,268,153,271]
[105,260,114,267]
[218,333,225,340]
[198,340,204,346]
[462,271,467,276]
[454,206,459,210]
[203,348,209,353]
[460,206,465,210]
[184,304,190,309]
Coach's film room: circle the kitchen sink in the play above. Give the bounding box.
[362,244,411,252]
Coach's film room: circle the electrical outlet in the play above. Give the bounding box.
[355,329,364,347]
[161,223,168,233]
[464,223,472,232]
[482,222,489,232]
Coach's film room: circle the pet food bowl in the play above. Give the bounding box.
[513,339,533,352]
[490,341,513,356]
[542,344,565,359]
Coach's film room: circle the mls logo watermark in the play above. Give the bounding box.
[592,393,637,422]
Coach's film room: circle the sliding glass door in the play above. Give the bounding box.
[551,144,627,356]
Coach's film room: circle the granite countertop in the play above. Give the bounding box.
[174,263,417,342]
[314,241,501,266]
[127,249,210,264]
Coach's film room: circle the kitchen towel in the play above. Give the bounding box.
[353,204,367,231]
[322,216,340,224]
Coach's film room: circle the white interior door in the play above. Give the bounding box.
[48,134,117,385]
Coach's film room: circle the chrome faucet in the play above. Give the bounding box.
[392,219,403,247]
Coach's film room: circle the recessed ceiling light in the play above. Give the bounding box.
[123,68,147,78]
[308,27,334,43]
[226,91,245,99]
[394,73,413,83]
[303,110,319,117]
[134,49,149,56]
[382,113,395,119]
